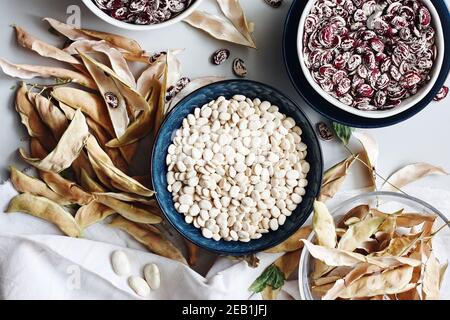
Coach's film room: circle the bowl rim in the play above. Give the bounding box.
[81,0,204,31]
[296,0,445,119]
[283,0,450,128]
[151,78,324,255]
[298,190,450,300]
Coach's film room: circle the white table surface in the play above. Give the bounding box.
[0,0,449,194]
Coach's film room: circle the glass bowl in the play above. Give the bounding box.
[298,191,450,300]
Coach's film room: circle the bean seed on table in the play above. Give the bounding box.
[166,95,309,242]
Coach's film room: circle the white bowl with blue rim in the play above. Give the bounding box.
[297,0,445,119]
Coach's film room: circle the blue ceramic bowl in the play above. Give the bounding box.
[151,80,323,255]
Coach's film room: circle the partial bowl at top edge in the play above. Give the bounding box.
[151,79,324,256]
[82,0,203,31]
[297,0,445,119]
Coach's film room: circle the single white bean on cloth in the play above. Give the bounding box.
[166,95,309,242]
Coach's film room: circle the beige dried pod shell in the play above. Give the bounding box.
[6,193,82,237]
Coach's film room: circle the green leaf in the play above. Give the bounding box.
[249,264,285,293]
[333,122,353,145]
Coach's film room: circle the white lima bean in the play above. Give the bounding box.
[111,250,130,277]
[144,263,161,290]
[166,95,309,242]
[128,276,151,298]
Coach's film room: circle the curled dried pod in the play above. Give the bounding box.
[211,48,230,65]
[232,58,247,78]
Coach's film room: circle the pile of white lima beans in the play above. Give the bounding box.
[166,95,310,242]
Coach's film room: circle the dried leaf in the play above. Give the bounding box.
[30,138,93,205]
[313,200,337,248]
[15,82,56,150]
[6,193,82,237]
[110,216,187,264]
[0,58,96,89]
[381,163,448,192]
[85,136,154,197]
[353,131,378,190]
[14,25,80,66]
[338,217,385,252]
[216,0,256,47]
[19,110,90,173]
[338,266,415,299]
[52,87,115,136]
[184,11,256,48]
[265,225,312,253]
[96,194,160,224]
[10,166,70,205]
[422,252,441,300]
[75,201,115,229]
[318,154,359,202]
[167,76,226,113]
[337,205,370,228]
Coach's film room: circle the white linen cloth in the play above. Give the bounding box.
[0,180,449,300]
